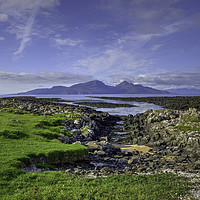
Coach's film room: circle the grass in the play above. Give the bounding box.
[175,125,200,132]
[0,108,88,182]
[1,172,192,200]
[0,107,194,199]
[175,117,200,132]
[185,118,200,123]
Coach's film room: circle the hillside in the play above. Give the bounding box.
[116,81,169,94]
[66,80,120,94]
[167,88,200,95]
[18,80,169,95]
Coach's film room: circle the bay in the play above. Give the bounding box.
[1,93,199,116]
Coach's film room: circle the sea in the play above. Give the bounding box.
[1,93,199,116]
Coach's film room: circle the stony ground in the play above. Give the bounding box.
[1,96,200,199]
[92,96,200,111]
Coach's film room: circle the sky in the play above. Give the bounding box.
[0,0,200,94]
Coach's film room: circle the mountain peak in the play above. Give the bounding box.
[68,79,119,94]
[118,81,133,86]
[51,86,67,89]
[116,81,168,94]
[18,80,168,95]
[88,80,105,86]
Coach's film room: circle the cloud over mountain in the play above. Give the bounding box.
[0,71,93,84]
[110,67,200,89]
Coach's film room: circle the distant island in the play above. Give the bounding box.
[167,88,200,95]
[18,80,169,95]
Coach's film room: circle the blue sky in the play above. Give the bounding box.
[0,0,200,94]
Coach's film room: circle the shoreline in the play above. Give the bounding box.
[0,96,200,199]
[0,96,199,174]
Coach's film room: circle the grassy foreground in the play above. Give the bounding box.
[0,108,88,180]
[1,173,191,200]
[0,107,193,199]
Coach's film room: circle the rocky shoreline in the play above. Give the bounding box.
[0,96,200,179]
[74,101,137,108]
[91,96,200,111]
[123,108,200,173]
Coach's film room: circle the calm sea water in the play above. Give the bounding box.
[1,93,198,116]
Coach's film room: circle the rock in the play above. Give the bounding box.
[72,141,82,145]
[74,168,82,174]
[70,129,82,137]
[193,160,200,170]
[100,167,111,175]
[86,141,102,151]
[94,150,106,156]
[99,141,108,146]
[82,132,89,138]
[63,119,74,130]
[74,119,82,125]
[82,129,95,139]
[124,151,133,156]
[100,136,108,141]
[137,166,146,172]
[117,159,127,167]
[65,169,73,173]
[128,157,138,165]
[3,96,200,175]
[58,136,71,144]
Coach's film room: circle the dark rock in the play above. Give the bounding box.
[58,136,71,144]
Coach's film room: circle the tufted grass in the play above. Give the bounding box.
[0,172,192,200]
[0,108,88,182]
[0,107,193,200]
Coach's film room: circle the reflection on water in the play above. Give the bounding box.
[57,95,163,116]
[95,102,162,116]
[63,95,163,116]
[1,94,164,116]
[87,98,162,116]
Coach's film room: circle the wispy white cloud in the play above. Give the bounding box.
[74,12,192,85]
[0,36,4,40]
[0,0,60,14]
[110,67,200,89]
[0,0,60,58]
[87,23,109,30]
[54,38,84,47]
[0,71,93,84]
[0,13,8,21]
[13,8,37,58]
[99,0,194,38]
[150,44,163,51]
[120,20,189,46]
[137,72,200,89]
[75,19,186,77]
[99,0,187,24]
[76,46,154,76]
[0,70,93,94]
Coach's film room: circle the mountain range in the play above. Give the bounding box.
[167,88,200,95]
[18,80,169,95]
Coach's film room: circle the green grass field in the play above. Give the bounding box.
[0,108,88,180]
[0,107,193,199]
[1,173,191,200]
